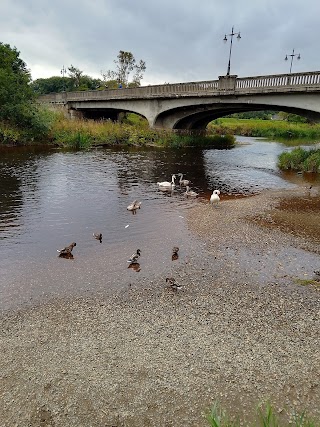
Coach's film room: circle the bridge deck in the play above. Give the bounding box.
[38,71,320,104]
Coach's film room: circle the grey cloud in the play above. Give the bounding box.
[1,0,319,84]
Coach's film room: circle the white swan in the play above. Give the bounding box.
[178,173,190,186]
[185,185,198,197]
[157,174,176,188]
[210,189,220,206]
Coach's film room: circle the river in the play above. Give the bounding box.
[0,136,319,311]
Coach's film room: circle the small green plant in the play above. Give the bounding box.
[206,402,319,427]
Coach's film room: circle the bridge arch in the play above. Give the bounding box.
[155,104,320,130]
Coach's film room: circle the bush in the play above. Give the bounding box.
[278,148,320,172]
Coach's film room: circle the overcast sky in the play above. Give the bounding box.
[2,0,319,85]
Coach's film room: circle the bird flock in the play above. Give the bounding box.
[57,172,221,291]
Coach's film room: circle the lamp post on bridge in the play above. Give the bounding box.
[60,65,67,91]
[223,26,241,76]
[285,49,301,73]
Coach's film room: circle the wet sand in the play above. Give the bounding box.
[0,188,319,426]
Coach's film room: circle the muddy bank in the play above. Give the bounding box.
[0,188,319,427]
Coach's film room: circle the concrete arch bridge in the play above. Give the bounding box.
[38,72,320,130]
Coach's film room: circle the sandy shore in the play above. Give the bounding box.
[0,188,319,427]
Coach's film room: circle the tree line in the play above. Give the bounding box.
[32,50,146,95]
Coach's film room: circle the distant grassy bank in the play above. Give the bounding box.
[208,118,320,140]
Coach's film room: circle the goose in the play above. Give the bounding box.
[165,277,182,292]
[127,200,142,212]
[127,249,141,264]
[93,233,102,243]
[57,242,76,257]
[185,186,198,197]
[157,174,176,189]
[178,173,190,186]
[210,189,220,206]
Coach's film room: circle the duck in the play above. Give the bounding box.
[178,173,191,186]
[165,277,182,292]
[172,246,179,261]
[157,174,176,189]
[185,186,198,197]
[93,233,102,243]
[172,246,179,256]
[210,189,221,206]
[127,200,142,212]
[57,242,76,257]
[127,249,141,264]
[128,262,141,272]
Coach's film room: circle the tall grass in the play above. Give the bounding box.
[208,118,320,141]
[206,402,319,427]
[49,113,236,149]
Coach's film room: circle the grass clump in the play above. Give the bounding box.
[206,402,319,427]
[278,147,320,172]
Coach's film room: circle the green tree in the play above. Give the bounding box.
[0,42,35,126]
[31,76,67,94]
[102,50,146,87]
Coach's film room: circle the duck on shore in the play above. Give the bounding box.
[127,249,141,264]
[93,233,102,243]
[57,242,77,258]
[165,277,182,292]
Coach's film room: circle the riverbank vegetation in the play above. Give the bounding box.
[206,402,319,427]
[208,117,320,141]
[46,111,235,149]
[278,147,320,172]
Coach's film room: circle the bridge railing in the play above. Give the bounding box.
[38,71,320,103]
[236,71,320,90]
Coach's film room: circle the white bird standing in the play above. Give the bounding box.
[210,189,221,206]
[157,174,176,189]
[178,173,190,186]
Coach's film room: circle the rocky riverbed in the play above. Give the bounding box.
[0,188,319,427]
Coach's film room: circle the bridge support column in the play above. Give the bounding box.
[69,109,84,120]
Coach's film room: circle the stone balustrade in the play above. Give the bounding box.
[38,71,320,104]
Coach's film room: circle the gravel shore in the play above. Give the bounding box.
[0,189,319,427]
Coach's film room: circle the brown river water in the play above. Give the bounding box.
[0,136,319,311]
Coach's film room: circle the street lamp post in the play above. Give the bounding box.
[60,65,67,91]
[223,26,241,76]
[285,49,301,73]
